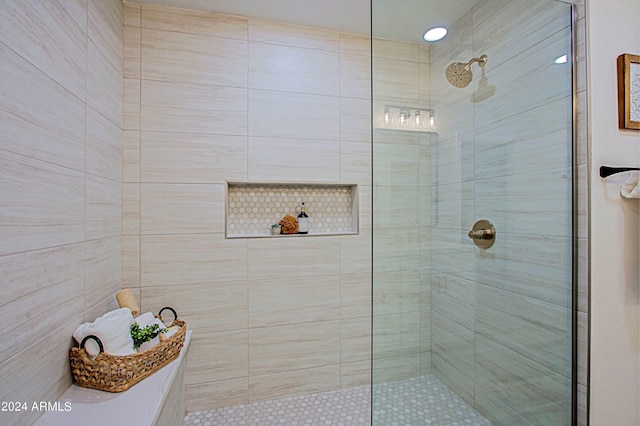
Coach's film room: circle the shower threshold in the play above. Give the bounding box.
[183,374,491,425]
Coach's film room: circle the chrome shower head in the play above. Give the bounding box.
[445,54,488,88]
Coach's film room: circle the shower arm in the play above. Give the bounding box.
[466,54,488,68]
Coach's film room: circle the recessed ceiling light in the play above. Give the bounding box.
[423,27,448,42]
[555,54,568,64]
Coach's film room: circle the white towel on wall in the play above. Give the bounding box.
[620,171,640,199]
[73,308,136,358]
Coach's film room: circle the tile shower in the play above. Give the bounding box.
[122,1,373,411]
[0,0,587,425]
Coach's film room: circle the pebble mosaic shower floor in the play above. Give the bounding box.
[183,375,492,426]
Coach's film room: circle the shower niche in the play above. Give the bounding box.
[225,181,359,238]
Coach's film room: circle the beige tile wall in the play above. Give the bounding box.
[371,34,433,383]
[425,0,587,424]
[123,2,372,411]
[0,1,123,425]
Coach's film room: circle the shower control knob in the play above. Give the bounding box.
[467,220,496,249]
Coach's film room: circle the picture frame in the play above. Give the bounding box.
[617,53,640,130]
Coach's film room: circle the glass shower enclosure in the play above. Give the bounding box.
[371,0,575,424]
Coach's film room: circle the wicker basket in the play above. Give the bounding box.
[69,307,187,393]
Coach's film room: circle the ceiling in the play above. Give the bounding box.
[137,0,480,43]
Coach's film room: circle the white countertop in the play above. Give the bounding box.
[36,330,192,426]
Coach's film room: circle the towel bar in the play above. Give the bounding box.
[599,166,640,178]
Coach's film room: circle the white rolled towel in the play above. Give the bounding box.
[621,171,640,199]
[73,308,136,358]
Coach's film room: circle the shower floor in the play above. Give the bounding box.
[183,374,492,425]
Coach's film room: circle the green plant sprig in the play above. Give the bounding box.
[130,323,168,349]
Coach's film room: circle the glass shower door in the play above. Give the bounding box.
[372,0,575,424]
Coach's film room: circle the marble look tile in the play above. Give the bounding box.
[372,142,420,186]
[372,56,420,105]
[341,360,371,388]
[340,97,372,143]
[373,125,421,145]
[122,235,140,288]
[249,365,341,403]
[84,236,121,310]
[86,107,122,182]
[122,182,140,235]
[249,42,339,96]
[247,237,340,280]
[473,97,572,180]
[473,0,569,71]
[372,228,420,274]
[141,235,247,286]
[358,185,372,231]
[341,317,371,363]
[577,383,587,426]
[249,276,340,328]
[475,334,571,425]
[248,19,339,51]
[372,38,419,62]
[372,311,420,359]
[248,90,339,140]
[185,330,248,385]
[123,130,141,182]
[418,61,431,107]
[247,137,340,182]
[577,164,588,239]
[248,321,340,375]
[87,39,123,128]
[142,4,248,40]
[0,151,84,256]
[340,141,371,184]
[0,43,85,171]
[141,183,223,234]
[141,132,247,183]
[472,29,572,128]
[124,25,141,78]
[85,174,121,240]
[431,272,475,330]
[372,353,421,384]
[428,226,475,282]
[0,0,87,100]
[373,185,419,230]
[340,233,371,275]
[141,80,247,135]
[431,312,475,404]
[340,33,370,57]
[475,168,571,237]
[475,233,572,307]
[340,52,371,100]
[141,281,247,334]
[186,378,248,411]
[429,181,474,231]
[124,2,141,27]
[0,244,84,361]
[123,78,141,131]
[476,283,572,377]
[474,383,536,426]
[577,237,588,312]
[142,28,247,87]
[429,132,475,186]
[577,311,588,387]
[88,0,123,73]
[0,324,80,426]
[373,271,421,317]
[340,273,372,319]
